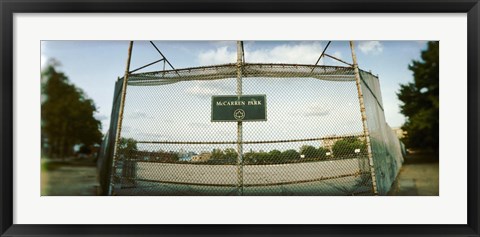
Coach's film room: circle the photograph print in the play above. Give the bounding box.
[40,40,439,196]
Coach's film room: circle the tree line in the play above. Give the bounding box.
[118,136,367,165]
[41,61,103,159]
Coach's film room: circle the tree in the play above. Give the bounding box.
[316,147,329,160]
[243,151,256,164]
[299,145,318,159]
[299,145,328,160]
[41,62,103,158]
[224,148,238,162]
[332,137,367,158]
[397,41,439,150]
[118,138,138,155]
[254,151,271,164]
[268,150,282,163]
[211,148,225,160]
[280,149,300,162]
[210,148,237,164]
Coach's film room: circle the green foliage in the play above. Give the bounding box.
[209,148,237,164]
[316,147,329,159]
[332,137,366,157]
[280,149,300,161]
[268,149,281,158]
[300,145,328,160]
[223,148,238,161]
[255,151,273,164]
[118,137,138,154]
[299,145,317,158]
[208,145,342,165]
[397,41,439,150]
[41,62,103,158]
[243,151,255,164]
[210,148,225,160]
[268,149,282,162]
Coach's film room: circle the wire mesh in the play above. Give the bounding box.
[101,63,402,196]
[359,70,404,195]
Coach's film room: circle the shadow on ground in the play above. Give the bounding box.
[388,150,439,196]
[41,157,99,196]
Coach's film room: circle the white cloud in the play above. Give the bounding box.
[194,42,329,97]
[333,51,342,59]
[298,102,331,117]
[324,51,348,66]
[185,85,227,97]
[185,81,234,98]
[246,42,324,64]
[41,55,47,69]
[135,131,170,140]
[197,42,325,65]
[358,41,384,55]
[198,46,236,65]
[94,114,108,121]
[126,111,152,119]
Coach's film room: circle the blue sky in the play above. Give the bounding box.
[41,40,427,150]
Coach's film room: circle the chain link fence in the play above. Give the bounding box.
[359,70,405,195]
[98,60,403,196]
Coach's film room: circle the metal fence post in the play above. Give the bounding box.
[350,41,379,195]
[236,41,244,196]
[108,41,134,195]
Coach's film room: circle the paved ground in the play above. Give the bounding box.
[41,158,98,196]
[387,150,439,196]
[134,159,362,185]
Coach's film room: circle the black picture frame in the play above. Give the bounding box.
[1,0,479,236]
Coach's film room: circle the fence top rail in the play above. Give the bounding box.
[126,63,363,86]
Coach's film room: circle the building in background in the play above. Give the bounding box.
[391,127,406,139]
[191,152,212,162]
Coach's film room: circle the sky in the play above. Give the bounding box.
[41,40,428,151]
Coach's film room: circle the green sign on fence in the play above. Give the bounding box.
[211,95,267,122]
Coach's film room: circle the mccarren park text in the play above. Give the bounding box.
[211,95,267,122]
[215,100,263,106]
